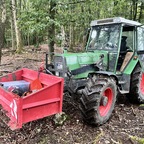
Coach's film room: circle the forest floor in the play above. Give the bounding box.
[0,46,144,144]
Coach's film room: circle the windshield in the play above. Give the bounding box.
[87,24,121,51]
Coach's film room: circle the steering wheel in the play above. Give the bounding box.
[106,42,115,49]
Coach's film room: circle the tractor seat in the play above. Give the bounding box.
[120,52,133,71]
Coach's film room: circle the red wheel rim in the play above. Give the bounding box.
[140,73,144,95]
[99,87,113,117]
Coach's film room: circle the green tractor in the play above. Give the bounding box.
[46,17,144,125]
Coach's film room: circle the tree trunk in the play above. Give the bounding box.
[11,0,23,53]
[0,0,6,64]
[11,19,16,50]
[27,31,30,48]
[10,0,16,50]
[48,1,56,62]
[132,0,138,21]
[69,3,74,51]
[138,2,143,22]
[61,26,66,49]
[130,2,133,20]
[69,25,72,50]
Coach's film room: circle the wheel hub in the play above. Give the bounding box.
[100,96,108,106]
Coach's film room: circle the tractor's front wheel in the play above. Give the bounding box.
[80,75,117,125]
[128,64,144,103]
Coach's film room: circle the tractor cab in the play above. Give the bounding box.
[87,17,141,73]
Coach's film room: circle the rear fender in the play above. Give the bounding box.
[123,58,139,75]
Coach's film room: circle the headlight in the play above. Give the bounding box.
[54,56,63,70]
[54,56,68,77]
[55,71,59,76]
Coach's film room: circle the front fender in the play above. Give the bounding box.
[89,71,118,85]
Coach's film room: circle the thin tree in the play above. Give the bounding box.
[48,1,57,62]
[10,1,16,50]
[0,0,6,63]
[11,0,23,53]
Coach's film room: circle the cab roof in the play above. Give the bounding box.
[90,17,141,27]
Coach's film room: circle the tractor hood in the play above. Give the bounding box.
[63,50,108,71]
[53,50,109,78]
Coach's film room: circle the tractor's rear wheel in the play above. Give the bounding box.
[79,75,117,125]
[128,64,144,103]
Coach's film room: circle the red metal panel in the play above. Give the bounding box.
[22,80,63,124]
[22,102,60,123]
[8,98,23,130]
[0,88,20,129]
[0,68,64,130]
[0,70,22,82]
[22,68,61,84]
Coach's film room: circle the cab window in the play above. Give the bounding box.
[137,27,144,51]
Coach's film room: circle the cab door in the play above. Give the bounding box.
[117,26,135,72]
[137,27,144,70]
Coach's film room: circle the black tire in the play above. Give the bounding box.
[128,64,144,103]
[79,75,117,125]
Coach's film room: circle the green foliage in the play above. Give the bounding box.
[3,0,144,49]
[130,135,144,144]
[20,10,50,34]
